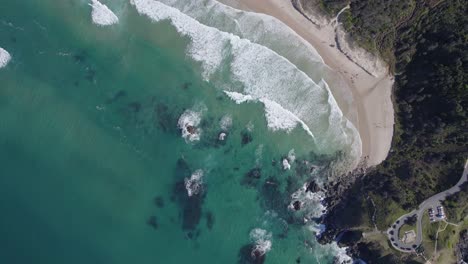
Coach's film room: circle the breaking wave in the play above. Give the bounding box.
[130,0,362,175]
[0,47,11,68]
[89,0,119,26]
[249,228,272,258]
[184,169,203,197]
[177,107,204,142]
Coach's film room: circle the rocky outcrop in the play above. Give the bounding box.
[456,230,468,263]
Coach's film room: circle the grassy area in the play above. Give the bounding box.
[421,214,438,257]
[420,212,468,263]
[434,218,468,263]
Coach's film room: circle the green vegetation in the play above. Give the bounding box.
[311,0,468,262]
[443,183,468,223]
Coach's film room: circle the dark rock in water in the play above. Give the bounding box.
[182,82,192,90]
[182,190,205,231]
[205,211,215,230]
[241,131,253,146]
[106,90,127,104]
[154,196,165,208]
[296,257,301,263]
[293,200,301,211]
[147,215,158,230]
[248,168,261,179]
[271,159,277,166]
[186,125,196,134]
[241,168,262,188]
[238,244,266,264]
[128,102,142,113]
[306,181,321,193]
[73,51,86,63]
[170,158,206,233]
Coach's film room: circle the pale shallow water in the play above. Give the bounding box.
[0,0,357,263]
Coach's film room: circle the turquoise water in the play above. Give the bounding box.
[0,0,357,263]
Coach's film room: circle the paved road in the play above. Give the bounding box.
[386,160,468,252]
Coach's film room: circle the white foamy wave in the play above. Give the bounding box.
[223,91,253,104]
[308,223,326,237]
[89,0,119,26]
[219,114,232,131]
[177,109,202,142]
[131,0,362,175]
[313,237,352,264]
[249,228,272,257]
[0,47,11,68]
[260,99,300,132]
[289,183,327,219]
[130,0,226,80]
[282,159,291,170]
[184,169,203,197]
[331,244,353,264]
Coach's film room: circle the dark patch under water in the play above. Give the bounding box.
[154,102,179,133]
[241,131,253,146]
[241,168,262,188]
[205,211,215,230]
[170,158,206,236]
[147,215,158,230]
[154,196,165,208]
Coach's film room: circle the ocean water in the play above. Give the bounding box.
[0,0,359,263]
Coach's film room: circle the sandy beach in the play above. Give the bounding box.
[218,0,395,168]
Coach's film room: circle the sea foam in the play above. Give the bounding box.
[184,169,203,197]
[90,0,119,26]
[0,47,11,68]
[130,0,361,175]
[177,108,202,142]
[249,228,272,257]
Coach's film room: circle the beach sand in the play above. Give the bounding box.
[218,0,395,168]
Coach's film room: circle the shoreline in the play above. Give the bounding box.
[218,0,394,168]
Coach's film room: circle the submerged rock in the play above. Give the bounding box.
[241,168,262,188]
[147,215,158,230]
[293,200,302,211]
[154,196,165,208]
[241,131,253,146]
[205,211,215,230]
